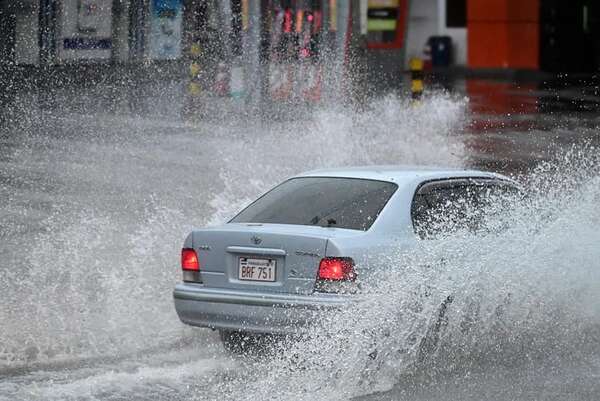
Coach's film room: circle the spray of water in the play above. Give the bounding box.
[2,90,599,400]
[0,93,466,372]
[191,145,600,401]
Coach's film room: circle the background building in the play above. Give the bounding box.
[0,1,598,88]
[405,0,599,72]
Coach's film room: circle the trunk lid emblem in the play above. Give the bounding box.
[295,251,320,258]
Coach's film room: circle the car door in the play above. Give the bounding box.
[408,177,520,354]
[408,177,520,304]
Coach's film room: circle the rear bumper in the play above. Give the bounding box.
[173,283,351,334]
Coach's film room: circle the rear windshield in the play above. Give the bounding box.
[230,177,398,231]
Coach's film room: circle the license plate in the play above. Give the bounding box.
[238,257,276,282]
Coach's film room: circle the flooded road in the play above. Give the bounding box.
[1,78,599,400]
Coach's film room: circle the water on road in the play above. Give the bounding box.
[1,80,599,400]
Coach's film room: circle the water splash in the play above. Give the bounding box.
[0,92,466,370]
[208,93,467,225]
[195,145,600,401]
[2,91,598,401]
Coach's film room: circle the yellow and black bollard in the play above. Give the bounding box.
[188,42,202,96]
[409,57,424,101]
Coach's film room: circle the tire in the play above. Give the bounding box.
[416,295,454,364]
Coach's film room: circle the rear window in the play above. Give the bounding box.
[230,177,398,231]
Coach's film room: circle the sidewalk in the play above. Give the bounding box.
[1,60,186,96]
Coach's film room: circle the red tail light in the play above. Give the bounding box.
[181,248,199,271]
[318,257,356,281]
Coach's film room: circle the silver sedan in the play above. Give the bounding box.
[173,166,518,349]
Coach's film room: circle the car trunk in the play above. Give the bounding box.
[192,223,357,295]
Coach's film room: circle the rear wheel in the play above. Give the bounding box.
[416,295,454,363]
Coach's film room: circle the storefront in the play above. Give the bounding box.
[183,0,351,104]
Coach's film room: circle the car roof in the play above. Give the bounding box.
[295,165,508,185]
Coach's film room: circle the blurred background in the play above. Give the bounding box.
[1,0,599,116]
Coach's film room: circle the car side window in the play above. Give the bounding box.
[411,178,519,239]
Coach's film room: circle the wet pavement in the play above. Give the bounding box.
[1,74,599,400]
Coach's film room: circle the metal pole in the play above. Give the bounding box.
[332,0,349,100]
[243,0,261,111]
[111,0,123,63]
[258,0,271,115]
[39,0,57,66]
[128,0,146,61]
[216,0,233,62]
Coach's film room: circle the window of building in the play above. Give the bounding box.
[446,0,466,28]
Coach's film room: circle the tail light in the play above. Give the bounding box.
[181,248,201,282]
[181,248,199,271]
[318,257,356,281]
[316,257,357,293]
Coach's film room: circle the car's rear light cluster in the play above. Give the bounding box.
[318,257,356,281]
[315,257,358,293]
[181,248,201,282]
